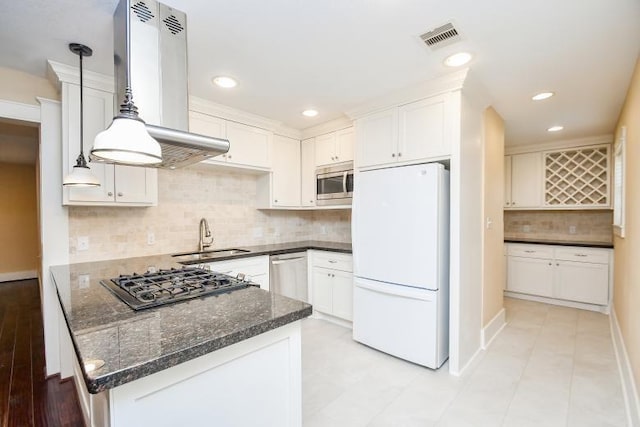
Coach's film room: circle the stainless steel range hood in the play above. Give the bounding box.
[112,0,229,169]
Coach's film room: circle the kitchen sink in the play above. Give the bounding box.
[171,248,251,262]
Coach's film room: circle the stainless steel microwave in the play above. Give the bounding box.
[316,163,354,206]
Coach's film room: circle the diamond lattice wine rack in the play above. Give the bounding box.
[544,146,610,207]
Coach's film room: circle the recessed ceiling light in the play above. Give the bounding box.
[444,52,472,67]
[547,125,564,132]
[212,76,237,88]
[302,109,318,117]
[532,92,555,101]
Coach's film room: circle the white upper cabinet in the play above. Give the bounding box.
[225,122,271,169]
[504,155,512,208]
[189,112,272,170]
[356,94,449,169]
[270,135,301,207]
[301,138,316,207]
[314,127,355,167]
[507,152,543,208]
[63,84,157,206]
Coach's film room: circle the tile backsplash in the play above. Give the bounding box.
[504,210,613,244]
[69,166,351,263]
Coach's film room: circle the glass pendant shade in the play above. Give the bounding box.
[63,163,101,187]
[92,115,162,165]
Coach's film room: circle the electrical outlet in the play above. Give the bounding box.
[147,231,155,245]
[321,225,327,235]
[569,225,577,234]
[486,217,493,230]
[77,236,89,251]
[523,225,531,233]
[78,274,90,289]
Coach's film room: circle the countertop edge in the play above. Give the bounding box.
[504,239,613,249]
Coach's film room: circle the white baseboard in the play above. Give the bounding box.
[450,345,484,378]
[311,311,353,329]
[482,308,506,349]
[504,291,609,314]
[611,308,640,427]
[0,270,37,283]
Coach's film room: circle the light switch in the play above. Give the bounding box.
[77,236,89,251]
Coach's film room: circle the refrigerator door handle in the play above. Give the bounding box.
[355,279,435,301]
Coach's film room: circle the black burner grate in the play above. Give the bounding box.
[101,267,256,310]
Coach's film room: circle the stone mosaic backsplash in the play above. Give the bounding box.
[69,166,351,263]
[504,210,613,244]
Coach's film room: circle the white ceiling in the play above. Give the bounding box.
[1,0,639,146]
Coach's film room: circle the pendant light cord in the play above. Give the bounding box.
[79,50,85,157]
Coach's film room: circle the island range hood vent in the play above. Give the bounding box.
[110,0,229,169]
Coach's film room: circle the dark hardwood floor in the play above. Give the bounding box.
[0,279,84,427]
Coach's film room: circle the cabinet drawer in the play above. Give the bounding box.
[507,244,553,259]
[554,248,609,264]
[312,251,353,272]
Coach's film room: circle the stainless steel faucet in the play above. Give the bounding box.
[198,218,213,252]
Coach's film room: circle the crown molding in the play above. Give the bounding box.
[189,96,282,132]
[300,116,353,140]
[46,60,114,93]
[346,68,469,120]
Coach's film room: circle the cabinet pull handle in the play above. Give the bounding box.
[328,260,337,263]
[107,191,113,197]
[117,192,123,197]
[524,250,535,253]
[575,254,587,257]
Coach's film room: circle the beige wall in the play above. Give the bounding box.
[482,107,505,326]
[0,66,59,104]
[0,162,39,274]
[613,56,640,389]
[505,210,613,244]
[68,166,351,263]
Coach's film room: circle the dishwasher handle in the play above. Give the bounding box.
[271,256,306,265]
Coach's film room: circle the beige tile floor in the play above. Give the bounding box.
[302,297,627,427]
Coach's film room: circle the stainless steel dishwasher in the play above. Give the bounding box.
[269,252,308,302]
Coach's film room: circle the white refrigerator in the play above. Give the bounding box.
[352,162,449,369]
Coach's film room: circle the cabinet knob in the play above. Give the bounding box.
[335,156,339,160]
[274,199,278,203]
[107,192,113,197]
[398,152,402,157]
[327,273,331,277]
[556,263,560,266]
[392,153,396,158]
[117,192,123,197]
[548,262,552,266]
[228,155,232,159]
[310,200,314,203]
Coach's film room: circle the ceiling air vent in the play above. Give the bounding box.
[132,1,154,23]
[419,22,461,49]
[163,14,184,35]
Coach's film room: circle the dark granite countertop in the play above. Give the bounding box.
[51,241,353,394]
[504,238,613,249]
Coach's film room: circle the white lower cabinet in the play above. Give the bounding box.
[505,243,612,310]
[309,251,353,321]
[202,256,270,291]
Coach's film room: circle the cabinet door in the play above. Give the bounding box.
[511,152,543,208]
[65,85,116,203]
[188,111,226,139]
[331,270,353,321]
[398,96,447,162]
[315,133,337,167]
[300,138,316,207]
[225,122,271,168]
[554,261,609,305]
[504,155,512,207]
[312,268,333,314]
[114,166,157,204]
[336,127,355,163]
[271,135,301,207]
[507,256,554,297]
[356,107,398,169]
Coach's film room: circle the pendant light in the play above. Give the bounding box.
[91,0,162,165]
[63,43,100,187]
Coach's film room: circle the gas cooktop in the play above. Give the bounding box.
[101,267,257,311]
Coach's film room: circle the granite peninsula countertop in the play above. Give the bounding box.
[50,240,350,394]
[504,238,613,249]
